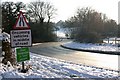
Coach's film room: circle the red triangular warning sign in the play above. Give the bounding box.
[13,11,30,29]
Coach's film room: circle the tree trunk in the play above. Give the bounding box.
[2,41,16,65]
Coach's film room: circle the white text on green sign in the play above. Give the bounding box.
[16,47,30,62]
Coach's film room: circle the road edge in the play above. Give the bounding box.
[60,45,120,55]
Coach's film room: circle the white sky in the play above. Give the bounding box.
[1,0,120,23]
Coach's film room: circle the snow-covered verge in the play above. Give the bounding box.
[0,53,119,79]
[32,43,42,46]
[62,41,119,52]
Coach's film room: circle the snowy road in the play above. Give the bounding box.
[0,42,119,78]
[30,42,119,70]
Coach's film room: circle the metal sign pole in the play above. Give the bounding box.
[21,61,27,73]
[22,61,25,72]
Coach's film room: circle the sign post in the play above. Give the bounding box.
[16,47,30,72]
[10,11,32,73]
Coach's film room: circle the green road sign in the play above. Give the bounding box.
[16,47,30,62]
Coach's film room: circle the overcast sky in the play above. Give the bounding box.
[1,0,119,23]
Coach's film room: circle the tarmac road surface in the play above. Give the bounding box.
[30,42,119,70]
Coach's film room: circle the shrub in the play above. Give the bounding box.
[75,32,103,43]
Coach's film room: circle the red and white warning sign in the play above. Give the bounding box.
[13,11,30,29]
[11,11,32,47]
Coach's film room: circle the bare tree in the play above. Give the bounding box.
[27,1,45,23]
[45,2,57,23]
[27,0,56,23]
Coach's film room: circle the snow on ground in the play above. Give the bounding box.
[32,43,42,46]
[63,41,119,52]
[0,41,119,79]
[0,53,119,79]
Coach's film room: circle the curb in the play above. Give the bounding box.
[61,45,120,55]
